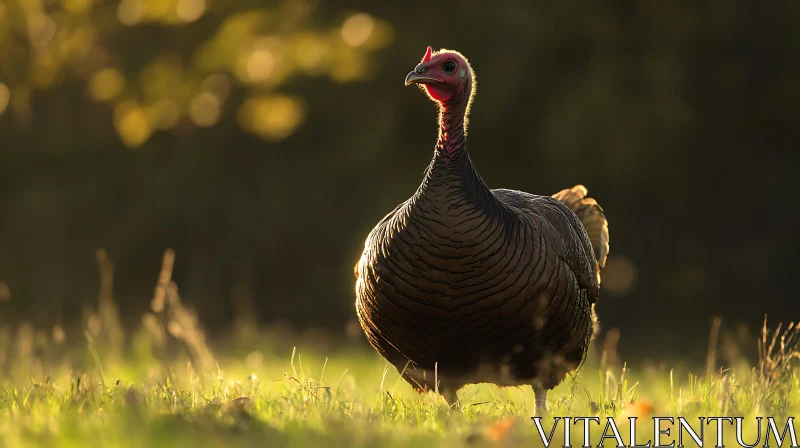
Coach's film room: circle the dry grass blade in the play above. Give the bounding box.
[757,316,800,406]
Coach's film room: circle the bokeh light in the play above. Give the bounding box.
[341,13,374,47]
[142,0,171,23]
[293,33,328,73]
[0,281,10,301]
[27,14,57,49]
[114,102,152,148]
[117,0,144,25]
[0,83,10,116]
[238,95,305,141]
[62,0,93,15]
[52,324,66,344]
[235,37,286,85]
[189,92,221,127]
[602,255,638,296]
[245,48,276,82]
[176,0,205,23]
[0,1,391,146]
[88,68,125,102]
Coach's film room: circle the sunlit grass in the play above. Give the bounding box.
[1,336,798,447]
[0,250,798,447]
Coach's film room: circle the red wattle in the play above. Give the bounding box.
[425,84,451,103]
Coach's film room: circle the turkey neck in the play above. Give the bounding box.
[410,95,500,217]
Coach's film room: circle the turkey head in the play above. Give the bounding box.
[404,46,474,104]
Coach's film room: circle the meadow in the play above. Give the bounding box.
[0,253,798,447]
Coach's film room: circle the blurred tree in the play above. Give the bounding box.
[0,0,798,364]
[0,0,392,145]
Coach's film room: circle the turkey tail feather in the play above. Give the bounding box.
[552,185,610,284]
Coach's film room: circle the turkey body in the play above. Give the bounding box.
[356,151,599,396]
[355,48,609,407]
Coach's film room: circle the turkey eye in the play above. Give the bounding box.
[442,61,457,73]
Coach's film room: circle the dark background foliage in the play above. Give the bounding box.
[1,0,798,363]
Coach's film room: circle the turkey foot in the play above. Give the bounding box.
[438,388,461,409]
[533,386,548,416]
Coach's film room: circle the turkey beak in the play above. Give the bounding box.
[405,68,443,86]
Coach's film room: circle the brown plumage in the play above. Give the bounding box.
[354,47,610,414]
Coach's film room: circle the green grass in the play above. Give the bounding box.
[2,252,797,447]
[1,320,799,448]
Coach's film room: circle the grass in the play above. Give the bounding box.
[1,324,799,447]
[1,251,799,447]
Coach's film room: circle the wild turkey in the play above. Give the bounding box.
[354,47,610,414]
